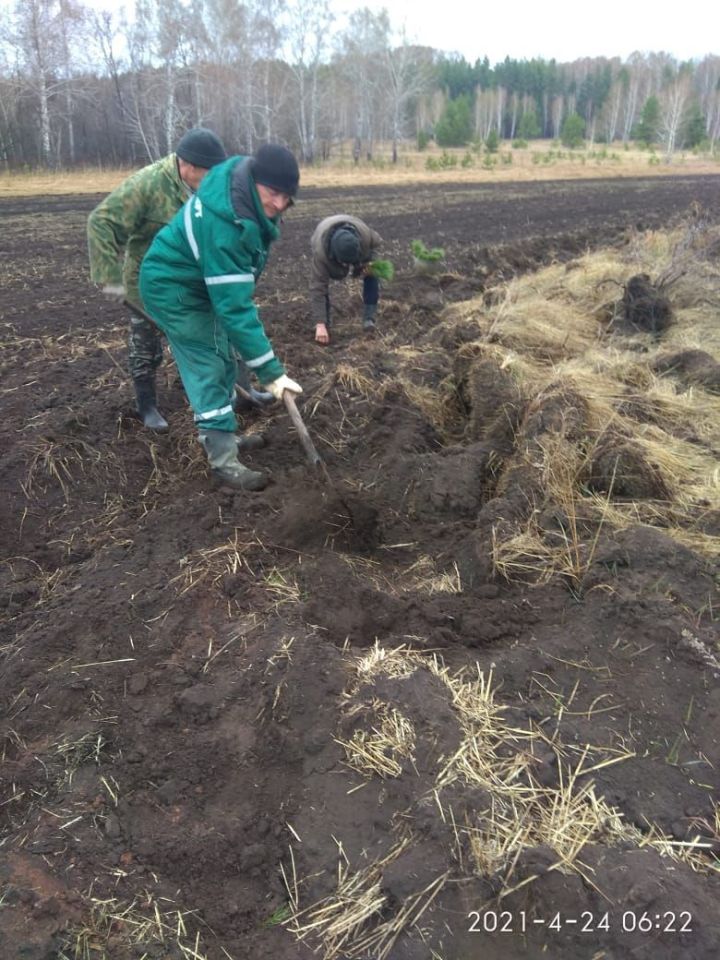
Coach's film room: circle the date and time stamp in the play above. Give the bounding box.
[468,909,694,935]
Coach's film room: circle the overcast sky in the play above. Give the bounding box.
[4,0,713,66]
[337,0,717,64]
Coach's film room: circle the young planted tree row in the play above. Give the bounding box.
[1,0,719,169]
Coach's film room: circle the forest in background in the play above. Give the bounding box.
[1,0,720,169]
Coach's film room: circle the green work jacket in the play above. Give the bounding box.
[138,156,285,386]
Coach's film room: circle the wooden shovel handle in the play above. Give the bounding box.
[283,391,322,467]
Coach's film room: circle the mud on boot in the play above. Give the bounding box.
[211,463,267,491]
[200,429,268,491]
[133,376,169,431]
[236,433,267,451]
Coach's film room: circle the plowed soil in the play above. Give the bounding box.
[1,174,720,960]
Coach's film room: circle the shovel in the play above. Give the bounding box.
[282,390,359,526]
[282,391,323,468]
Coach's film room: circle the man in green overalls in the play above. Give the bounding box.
[139,145,302,491]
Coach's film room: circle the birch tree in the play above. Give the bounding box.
[550,94,564,139]
[284,0,332,162]
[200,0,254,149]
[9,0,67,165]
[91,8,127,118]
[619,55,647,142]
[598,76,623,143]
[384,38,432,162]
[0,39,21,166]
[338,7,390,161]
[154,0,194,151]
[659,67,692,159]
[253,0,285,142]
[495,86,506,137]
[474,86,495,140]
[695,55,720,146]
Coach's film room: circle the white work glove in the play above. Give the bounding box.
[264,374,303,401]
[101,283,126,302]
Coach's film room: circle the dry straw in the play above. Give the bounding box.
[451,218,720,575]
[58,893,214,960]
[283,644,714,958]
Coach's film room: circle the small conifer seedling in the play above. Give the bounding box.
[410,239,445,262]
[368,259,395,281]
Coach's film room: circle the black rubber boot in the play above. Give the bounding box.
[200,430,268,491]
[362,303,377,333]
[133,376,169,432]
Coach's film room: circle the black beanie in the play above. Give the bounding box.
[252,144,300,197]
[175,128,227,169]
[330,227,362,264]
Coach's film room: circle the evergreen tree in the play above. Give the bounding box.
[561,112,585,148]
[517,110,540,139]
[635,95,661,145]
[435,95,472,146]
[683,100,706,147]
[436,57,475,98]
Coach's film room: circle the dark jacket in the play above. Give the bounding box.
[309,215,382,325]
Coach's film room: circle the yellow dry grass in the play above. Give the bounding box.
[447,218,720,568]
[284,643,715,958]
[336,700,417,779]
[1,140,718,196]
[58,892,213,960]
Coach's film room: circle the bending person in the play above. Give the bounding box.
[310,215,383,345]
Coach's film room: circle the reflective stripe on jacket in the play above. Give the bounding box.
[138,156,285,386]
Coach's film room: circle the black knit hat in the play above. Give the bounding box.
[330,227,362,264]
[252,144,300,197]
[175,128,227,169]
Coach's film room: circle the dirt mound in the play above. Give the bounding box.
[618,273,674,333]
[653,348,720,392]
[586,437,671,499]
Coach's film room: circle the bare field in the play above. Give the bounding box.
[1,175,719,960]
[1,140,719,196]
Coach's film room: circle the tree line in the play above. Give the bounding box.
[1,0,719,170]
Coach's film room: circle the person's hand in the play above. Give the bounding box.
[248,387,274,407]
[101,283,125,302]
[264,374,303,401]
[315,323,330,345]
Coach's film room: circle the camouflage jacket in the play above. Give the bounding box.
[309,214,382,326]
[87,153,189,307]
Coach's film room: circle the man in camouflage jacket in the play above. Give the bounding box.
[87,128,227,429]
[310,214,383,345]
